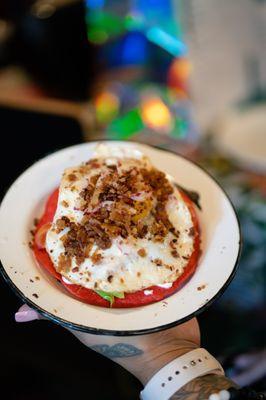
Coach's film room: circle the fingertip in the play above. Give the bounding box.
[15,305,41,322]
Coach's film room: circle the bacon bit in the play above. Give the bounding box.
[30,279,34,283]
[28,241,33,249]
[90,174,100,186]
[95,235,112,250]
[138,248,147,257]
[169,228,180,238]
[153,258,162,266]
[72,267,79,272]
[56,216,70,232]
[80,186,93,202]
[107,275,113,283]
[138,224,148,239]
[171,250,179,258]
[91,251,102,265]
[188,227,195,237]
[94,282,98,288]
[33,218,39,227]
[32,293,39,298]
[137,272,141,277]
[120,277,124,284]
[165,264,174,271]
[90,161,100,168]
[170,239,178,249]
[68,173,77,182]
[58,254,71,273]
[182,255,189,260]
[107,165,117,171]
[61,200,69,207]
[84,243,93,257]
[35,276,40,280]
[197,284,206,291]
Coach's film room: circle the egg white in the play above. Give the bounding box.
[46,145,195,293]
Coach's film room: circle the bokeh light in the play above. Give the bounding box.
[141,97,173,133]
[94,91,120,123]
[108,108,144,139]
[168,58,192,95]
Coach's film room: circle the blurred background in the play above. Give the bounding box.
[0,0,265,398]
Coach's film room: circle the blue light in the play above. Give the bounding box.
[121,32,147,65]
[133,0,172,19]
[147,27,187,57]
[86,0,105,9]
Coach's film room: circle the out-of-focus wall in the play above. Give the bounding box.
[180,0,266,132]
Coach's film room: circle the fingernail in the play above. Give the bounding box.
[15,305,41,322]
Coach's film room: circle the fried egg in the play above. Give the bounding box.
[46,144,195,293]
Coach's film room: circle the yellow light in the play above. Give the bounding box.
[141,98,173,133]
[94,91,120,123]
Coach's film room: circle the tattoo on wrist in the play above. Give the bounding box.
[170,375,237,400]
[91,343,143,358]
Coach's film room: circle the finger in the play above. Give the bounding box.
[15,304,42,322]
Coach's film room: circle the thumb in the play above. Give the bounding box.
[15,304,43,322]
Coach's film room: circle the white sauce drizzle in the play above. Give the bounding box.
[144,290,154,296]
[62,276,73,285]
[157,283,173,289]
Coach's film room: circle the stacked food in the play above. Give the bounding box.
[33,145,200,307]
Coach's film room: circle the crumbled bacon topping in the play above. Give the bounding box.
[138,248,147,257]
[91,250,103,265]
[188,227,195,237]
[171,250,179,258]
[153,258,163,266]
[58,254,71,273]
[170,239,178,249]
[56,158,181,271]
[68,173,77,182]
[56,216,71,233]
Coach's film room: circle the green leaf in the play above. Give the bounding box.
[95,290,124,306]
[111,291,125,299]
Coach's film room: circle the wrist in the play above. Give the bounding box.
[139,345,197,385]
[123,339,199,385]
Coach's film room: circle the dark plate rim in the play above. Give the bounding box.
[0,141,242,336]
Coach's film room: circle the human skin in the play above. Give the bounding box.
[16,306,236,399]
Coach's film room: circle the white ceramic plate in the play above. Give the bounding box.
[0,141,241,335]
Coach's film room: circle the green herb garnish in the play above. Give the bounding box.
[95,290,125,306]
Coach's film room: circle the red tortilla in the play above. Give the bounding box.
[33,188,200,308]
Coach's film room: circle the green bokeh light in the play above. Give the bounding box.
[107,109,144,140]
